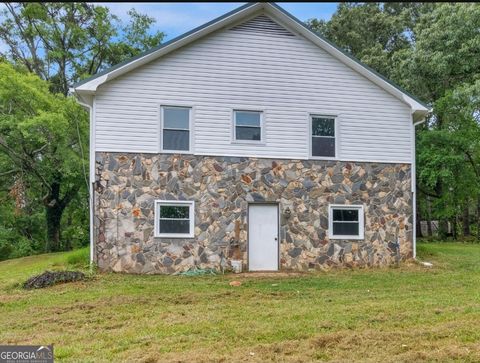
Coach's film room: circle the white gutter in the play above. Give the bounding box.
[411,118,426,259]
[76,96,95,266]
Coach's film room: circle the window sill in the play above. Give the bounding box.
[161,149,193,154]
[231,141,266,146]
[328,235,364,240]
[154,234,194,239]
[310,156,337,161]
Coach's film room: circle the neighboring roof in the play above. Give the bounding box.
[72,2,429,120]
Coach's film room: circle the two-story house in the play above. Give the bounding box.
[73,2,429,273]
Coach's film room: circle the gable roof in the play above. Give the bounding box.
[72,2,429,121]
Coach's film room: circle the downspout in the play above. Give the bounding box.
[76,97,95,266]
[412,118,425,259]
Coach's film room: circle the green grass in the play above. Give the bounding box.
[1,242,479,362]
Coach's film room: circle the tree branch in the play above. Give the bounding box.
[465,151,480,179]
[59,184,81,209]
[0,136,52,192]
[417,184,441,199]
[0,169,17,177]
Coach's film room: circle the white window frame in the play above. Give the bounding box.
[328,204,364,240]
[154,200,195,238]
[160,105,193,153]
[232,109,264,144]
[309,114,338,160]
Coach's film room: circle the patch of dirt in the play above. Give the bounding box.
[23,270,85,289]
[231,271,308,278]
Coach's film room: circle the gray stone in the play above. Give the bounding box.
[163,256,173,267]
[288,247,302,258]
[302,178,315,190]
[250,193,265,202]
[133,156,143,175]
[94,152,413,274]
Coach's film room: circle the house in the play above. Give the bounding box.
[72,2,429,273]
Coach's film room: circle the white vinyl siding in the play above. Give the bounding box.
[94,16,413,163]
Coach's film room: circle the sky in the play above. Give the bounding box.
[98,2,337,41]
[0,3,337,52]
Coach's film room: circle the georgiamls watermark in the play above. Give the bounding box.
[0,345,53,363]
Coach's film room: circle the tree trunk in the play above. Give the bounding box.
[451,216,457,240]
[43,179,80,252]
[426,197,433,237]
[477,196,480,242]
[45,203,64,252]
[439,218,449,240]
[416,211,423,238]
[462,202,471,237]
[44,180,66,252]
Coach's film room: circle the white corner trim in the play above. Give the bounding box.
[328,204,365,240]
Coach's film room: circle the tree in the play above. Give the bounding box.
[308,3,480,240]
[434,81,480,239]
[307,3,435,78]
[401,4,480,238]
[0,4,165,256]
[0,61,88,251]
[0,3,164,95]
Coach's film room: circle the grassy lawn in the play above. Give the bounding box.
[0,243,479,362]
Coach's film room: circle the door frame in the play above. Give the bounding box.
[247,202,280,271]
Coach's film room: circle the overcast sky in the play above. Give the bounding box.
[0,3,337,52]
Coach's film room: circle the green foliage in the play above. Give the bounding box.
[0,4,164,259]
[396,4,480,103]
[307,3,434,78]
[0,60,89,253]
[0,3,165,95]
[309,3,480,239]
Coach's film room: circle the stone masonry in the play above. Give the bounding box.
[94,153,413,274]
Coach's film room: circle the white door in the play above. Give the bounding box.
[248,204,279,271]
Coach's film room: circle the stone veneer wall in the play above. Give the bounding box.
[94,153,413,273]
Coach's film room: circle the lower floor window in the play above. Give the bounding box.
[328,204,364,240]
[154,200,194,238]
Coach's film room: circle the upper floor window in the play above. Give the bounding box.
[310,115,336,158]
[161,106,191,152]
[328,204,364,240]
[233,110,263,142]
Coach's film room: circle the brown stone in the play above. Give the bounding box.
[241,174,252,184]
[131,245,140,253]
[132,208,141,217]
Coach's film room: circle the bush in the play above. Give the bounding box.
[8,236,36,259]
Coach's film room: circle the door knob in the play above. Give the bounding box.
[274,237,278,241]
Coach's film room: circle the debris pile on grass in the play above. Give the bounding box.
[23,270,85,289]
